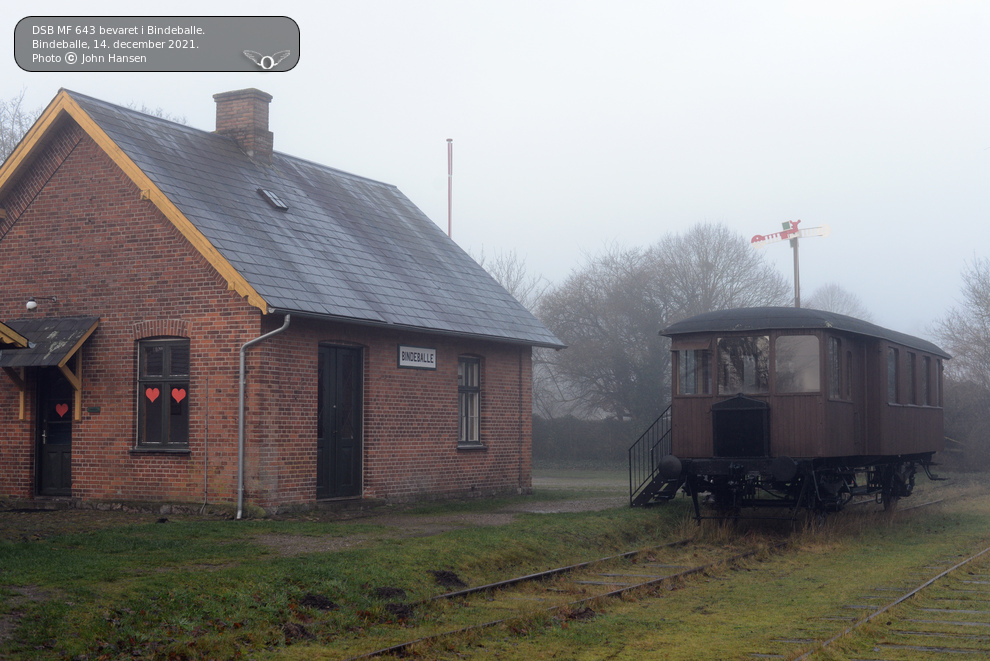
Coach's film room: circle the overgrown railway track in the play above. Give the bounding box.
[788,541,990,660]
[344,536,783,659]
[341,494,962,660]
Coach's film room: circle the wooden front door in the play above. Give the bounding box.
[317,346,362,499]
[37,368,73,496]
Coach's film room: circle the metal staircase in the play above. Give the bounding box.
[628,405,681,507]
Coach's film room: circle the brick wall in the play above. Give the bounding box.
[0,121,534,510]
[0,124,259,504]
[244,316,533,509]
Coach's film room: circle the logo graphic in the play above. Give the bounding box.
[243,50,291,70]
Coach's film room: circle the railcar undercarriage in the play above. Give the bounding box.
[675,453,940,521]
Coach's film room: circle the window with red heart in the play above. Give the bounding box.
[137,338,190,448]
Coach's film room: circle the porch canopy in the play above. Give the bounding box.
[0,316,100,420]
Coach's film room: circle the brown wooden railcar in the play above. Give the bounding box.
[629,307,950,517]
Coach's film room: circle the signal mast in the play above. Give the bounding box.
[751,220,830,308]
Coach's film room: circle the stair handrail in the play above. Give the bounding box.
[628,405,672,505]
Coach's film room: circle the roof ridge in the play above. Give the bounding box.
[64,89,396,189]
[61,88,197,130]
[271,151,398,189]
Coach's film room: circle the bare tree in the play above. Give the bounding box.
[942,378,990,471]
[936,258,990,390]
[934,258,990,470]
[648,222,791,319]
[538,223,790,422]
[0,89,41,162]
[804,282,872,321]
[538,244,666,420]
[473,247,547,312]
[531,348,581,420]
[472,248,575,419]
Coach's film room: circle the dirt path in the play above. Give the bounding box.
[0,475,629,554]
[254,494,628,556]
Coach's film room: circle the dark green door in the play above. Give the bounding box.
[37,368,73,496]
[317,346,362,499]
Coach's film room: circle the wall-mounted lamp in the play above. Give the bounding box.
[26,296,57,311]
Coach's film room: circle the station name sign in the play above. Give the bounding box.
[398,345,436,370]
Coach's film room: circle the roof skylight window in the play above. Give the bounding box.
[258,188,289,210]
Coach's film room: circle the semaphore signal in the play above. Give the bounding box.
[750,220,830,307]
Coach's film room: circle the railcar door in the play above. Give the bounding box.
[317,346,363,499]
[37,368,73,496]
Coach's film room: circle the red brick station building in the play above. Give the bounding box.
[0,88,562,515]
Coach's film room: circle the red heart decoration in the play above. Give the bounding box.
[171,388,187,403]
[55,403,69,418]
[146,387,160,403]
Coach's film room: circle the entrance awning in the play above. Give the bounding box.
[0,316,100,421]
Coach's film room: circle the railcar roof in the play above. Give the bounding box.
[662,307,950,359]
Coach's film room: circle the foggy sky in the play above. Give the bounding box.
[4,1,989,341]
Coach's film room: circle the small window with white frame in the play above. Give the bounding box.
[458,356,481,445]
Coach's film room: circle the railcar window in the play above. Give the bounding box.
[922,356,931,405]
[828,337,842,398]
[717,336,769,395]
[677,349,711,395]
[937,359,943,406]
[887,348,899,404]
[907,353,917,404]
[776,336,820,393]
[845,351,852,399]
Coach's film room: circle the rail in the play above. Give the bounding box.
[628,405,672,506]
[348,538,776,660]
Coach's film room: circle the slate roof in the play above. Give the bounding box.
[662,307,949,359]
[0,317,100,368]
[66,90,563,348]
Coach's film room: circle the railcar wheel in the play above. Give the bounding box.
[709,484,737,514]
[881,463,913,511]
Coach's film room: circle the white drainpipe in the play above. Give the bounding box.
[237,314,291,520]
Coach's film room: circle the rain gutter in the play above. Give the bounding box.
[267,307,566,350]
[237,314,291,520]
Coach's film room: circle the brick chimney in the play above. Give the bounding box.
[213,88,273,162]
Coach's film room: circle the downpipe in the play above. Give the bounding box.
[237,314,291,520]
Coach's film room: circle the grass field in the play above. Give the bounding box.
[1,469,988,660]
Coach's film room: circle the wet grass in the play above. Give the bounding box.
[1,472,987,660]
[427,477,990,660]
[0,491,689,660]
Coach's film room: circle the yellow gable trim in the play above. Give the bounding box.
[0,90,268,314]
